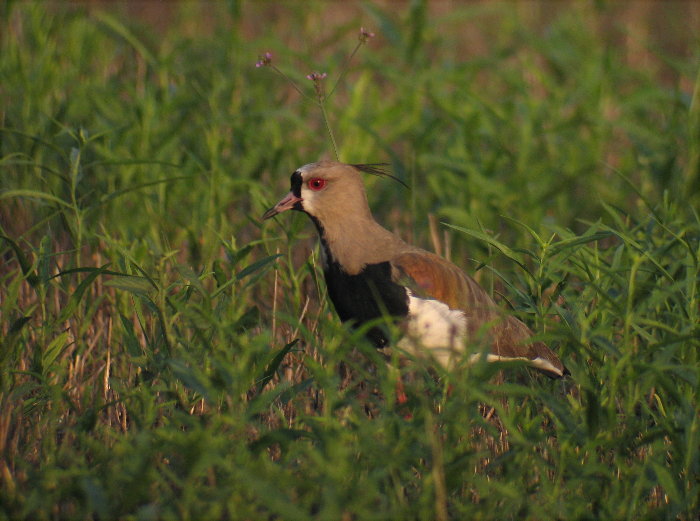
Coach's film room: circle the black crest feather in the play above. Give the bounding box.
[351,163,408,189]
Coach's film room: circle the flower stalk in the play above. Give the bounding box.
[256,27,375,162]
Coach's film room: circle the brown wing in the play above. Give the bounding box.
[390,250,567,378]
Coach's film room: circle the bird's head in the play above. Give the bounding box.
[262,161,373,224]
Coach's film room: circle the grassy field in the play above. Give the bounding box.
[1,2,699,519]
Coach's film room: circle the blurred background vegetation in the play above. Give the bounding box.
[1,1,698,520]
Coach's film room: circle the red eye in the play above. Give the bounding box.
[308,178,327,191]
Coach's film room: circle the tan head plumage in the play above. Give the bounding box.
[263,161,408,273]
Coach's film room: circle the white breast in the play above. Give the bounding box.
[398,291,468,368]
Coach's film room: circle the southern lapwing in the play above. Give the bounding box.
[262,161,568,378]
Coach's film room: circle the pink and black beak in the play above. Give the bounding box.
[262,191,303,220]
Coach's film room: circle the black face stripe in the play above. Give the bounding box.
[290,171,303,197]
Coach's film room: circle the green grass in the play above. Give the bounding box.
[1,2,699,520]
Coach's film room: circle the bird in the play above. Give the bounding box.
[262,161,568,379]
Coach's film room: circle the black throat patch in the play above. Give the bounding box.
[318,237,409,347]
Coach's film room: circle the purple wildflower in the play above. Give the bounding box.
[306,72,328,99]
[359,27,375,43]
[306,72,328,82]
[255,52,272,68]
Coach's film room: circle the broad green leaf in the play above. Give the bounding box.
[56,265,111,323]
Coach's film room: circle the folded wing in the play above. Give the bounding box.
[390,250,567,378]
